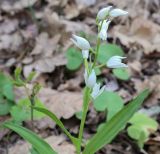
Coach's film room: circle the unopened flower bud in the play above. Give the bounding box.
[71,34,90,50]
[109,8,128,17]
[107,56,128,68]
[84,69,96,88]
[97,6,112,20]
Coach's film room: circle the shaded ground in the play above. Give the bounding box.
[0,0,160,154]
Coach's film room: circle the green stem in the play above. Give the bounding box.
[96,63,106,69]
[30,95,35,130]
[77,87,90,154]
[92,21,104,68]
[92,37,100,68]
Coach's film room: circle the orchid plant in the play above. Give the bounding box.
[2,6,149,154]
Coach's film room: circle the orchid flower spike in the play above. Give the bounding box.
[97,6,112,20]
[109,8,128,17]
[71,34,90,59]
[91,83,105,99]
[84,69,96,88]
[99,20,111,41]
[106,56,128,68]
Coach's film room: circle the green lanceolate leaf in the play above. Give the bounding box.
[83,90,149,154]
[33,107,79,147]
[3,122,57,154]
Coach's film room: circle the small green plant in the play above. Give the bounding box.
[2,6,150,154]
[12,68,45,125]
[127,112,158,149]
[0,72,14,116]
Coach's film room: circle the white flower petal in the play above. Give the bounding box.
[99,20,110,41]
[109,8,128,17]
[107,56,128,68]
[84,69,96,88]
[71,34,90,50]
[91,83,105,99]
[82,50,89,59]
[99,29,107,40]
[97,6,112,20]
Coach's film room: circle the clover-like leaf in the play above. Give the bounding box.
[93,91,124,121]
[66,47,83,70]
[97,43,124,64]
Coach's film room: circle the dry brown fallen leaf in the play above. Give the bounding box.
[0,19,18,34]
[15,87,83,119]
[31,32,61,56]
[0,33,23,52]
[111,17,160,54]
[0,0,37,12]
[23,54,67,77]
[8,135,76,154]
[132,75,160,107]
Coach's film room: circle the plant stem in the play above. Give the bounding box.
[92,21,103,68]
[30,95,35,130]
[77,87,90,154]
[92,37,100,68]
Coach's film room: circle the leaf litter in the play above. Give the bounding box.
[0,0,160,153]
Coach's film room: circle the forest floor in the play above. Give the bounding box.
[0,0,160,154]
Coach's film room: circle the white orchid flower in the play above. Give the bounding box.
[109,8,128,17]
[84,69,96,88]
[91,83,105,99]
[97,6,112,20]
[106,56,128,68]
[71,34,90,59]
[99,20,111,40]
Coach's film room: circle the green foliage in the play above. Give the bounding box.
[30,147,39,154]
[75,111,83,120]
[26,71,36,82]
[10,98,45,123]
[83,90,149,154]
[97,43,124,64]
[33,107,79,148]
[113,68,130,80]
[66,47,83,70]
[127,113,158,149]
[13,67,25,86]
[94,67,101,75]
[0,72,14,116]
[3,122,57,154]
[93,91,124,120]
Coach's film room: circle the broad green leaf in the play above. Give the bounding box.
[75,111,83,120]
[113,68,130,81]
[66,47,83,70]
[93,91,124,120]
[94,67,101,76]
[127,113,158,149]
[10,97,46,123]
[33,107,79,147]
[30,146,39,154]
[10,105,29,124]
[129,113,158,130]
[0,98,14,116]
[3,122,57,154]
[0,72,14,101]
[83,90,149,154]
[97,43,124,64]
